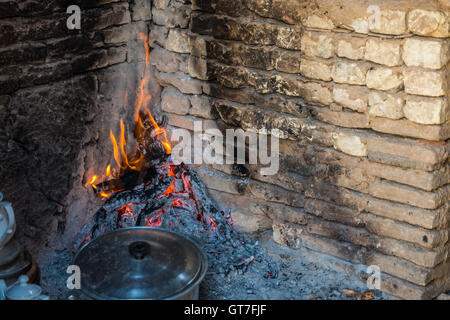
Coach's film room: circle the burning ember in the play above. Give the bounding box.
[77,33,277,277]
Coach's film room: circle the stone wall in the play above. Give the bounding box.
[150,0,450,299]
[0,1,159,258]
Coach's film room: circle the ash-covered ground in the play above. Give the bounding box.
[200,232,390,300]
[39,230,389,300]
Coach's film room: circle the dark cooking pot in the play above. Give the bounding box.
[73,227,208,300]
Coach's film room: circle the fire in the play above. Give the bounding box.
[85,175,98,188]
[117,203,134,228]
[145,209,166,228]
[118,203,134,216]
[85,32,172,198]
[172,198,185,207]
[161,141,172,154]
[109,119,142,172]
[99,192,110,199]
[159,166,176,198]
[80,33,222,248]
[134,32,171,155]
[110,130,121,171]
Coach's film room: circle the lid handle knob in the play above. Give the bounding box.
[129,241,150,260]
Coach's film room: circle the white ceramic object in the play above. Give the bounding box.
[0,192,16,249]
[2,275,48,300]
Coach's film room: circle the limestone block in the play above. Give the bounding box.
[404,96,449,125]
[408,9,449,38]
[161,86,191,115]
[404,69,447,97]
[335,36,366,60]
[301,31,334,59]
[366,67,403,91]
[333,85,368,113]
[166,29,190,53]
[300,58,332,81]
[369,10,408,35]
[369,91,404,119]
[332,132,368,157]
[402,38,449,70]
[331,61,370,85]
[364,38,402,67]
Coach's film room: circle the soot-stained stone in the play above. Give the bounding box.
[191,12,216,35]
[192,0,215,12]
[0,74,98,251]
[0,0,64,19]
[0,13,74,47]
[246,0,316,25]
[215,0,249,17]
[47,34,100,58]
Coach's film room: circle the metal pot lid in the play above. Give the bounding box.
[0,239,22,267]
[73,227,207,300]
[0,250,31,279]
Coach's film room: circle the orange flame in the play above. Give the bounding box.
[159,166,176,198]
[85,32,172,199]
[140,33,150,66]
[99,192,110,199]
[133,32,171,155]
[110,130,121,170]
[85,175,97,187]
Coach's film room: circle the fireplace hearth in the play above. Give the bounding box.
[75,99,277,279]
[1,0,449,300]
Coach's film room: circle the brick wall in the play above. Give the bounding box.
[0,1,158,257]
[150,0,450,299]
